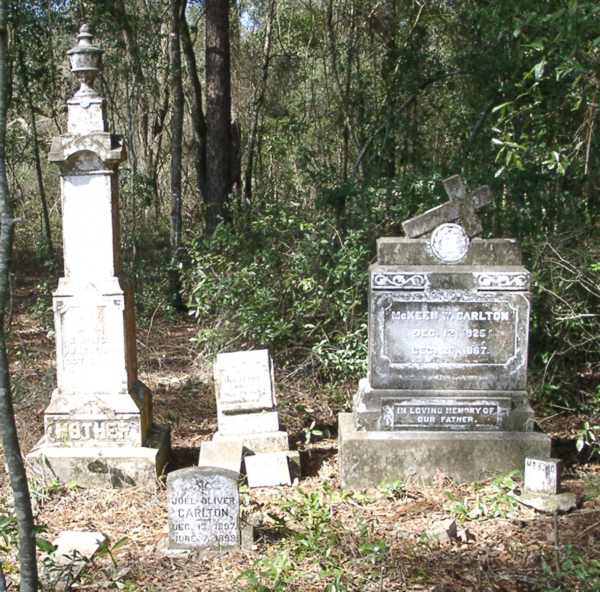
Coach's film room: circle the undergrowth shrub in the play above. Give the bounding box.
[184,205,369,379]
[526,229,600,413]
[183,177,441,380]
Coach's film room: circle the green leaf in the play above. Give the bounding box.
[492,101,513,113]
[35,537,56,554]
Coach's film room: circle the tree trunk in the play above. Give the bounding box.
[0,3,38,590]
[168,0,185,310]
[181,13,207,204]
[16,43,53,260]
[381,0,398,178]
[113,0,146,174]
[243,0,276,202]
[205,0,232,234]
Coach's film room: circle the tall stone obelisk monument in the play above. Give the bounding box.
[28,25,169,486]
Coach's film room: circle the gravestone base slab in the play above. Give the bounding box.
[512,491,577,514]
[212,430,290,454]
[354,379,535,432]
[27,424,170,488]
[338,413,550,488]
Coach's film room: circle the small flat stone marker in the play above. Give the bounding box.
[402,175,493,238]
[45,531,106,592]
[167,466,240,554]
[524,457,561,494]
[245,452,292,488]
[512,456,576,514]
[52,530,106,564]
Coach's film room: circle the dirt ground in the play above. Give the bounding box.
[1,257,599,591]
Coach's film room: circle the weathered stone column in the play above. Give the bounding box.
[27,25,169,487]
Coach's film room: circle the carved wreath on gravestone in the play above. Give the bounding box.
[402,175,494,264]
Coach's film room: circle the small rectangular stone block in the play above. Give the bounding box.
[214,349,275,414]
[524,457,561,494]
[167,466,240,551]
[338,413,551,488]
[198,440,243,476]
[245,452,291,488]
[53,531,106,564]
[212,430,290,454]
[217,410,279,436]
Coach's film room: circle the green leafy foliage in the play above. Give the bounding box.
[185,199,367,379]
[527,233,600,410]
[445,472,520,522]
[542,544,600,592]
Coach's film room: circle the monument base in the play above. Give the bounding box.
[212,430,290,453]
[26,424,170,488]
[338,413,551,489]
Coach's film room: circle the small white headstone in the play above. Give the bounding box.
[167,467,240,551]
[214,349,275,414]
[524,457,561,494]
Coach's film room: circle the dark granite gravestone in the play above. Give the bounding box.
[166,467,240,552]
[338,175,551,488]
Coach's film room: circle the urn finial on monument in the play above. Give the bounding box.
[62,24,108,135]
[68,24,103,98]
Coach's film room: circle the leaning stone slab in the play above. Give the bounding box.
[425,519,457,544]
[245,452,292,488]
[217,410,280,436]
[198,440,243,476]
[166,466,241,555]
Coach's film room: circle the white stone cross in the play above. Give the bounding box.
[402,175,493,238]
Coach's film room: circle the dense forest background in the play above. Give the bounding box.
[8,0,600,417]
[0,2,598,589]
